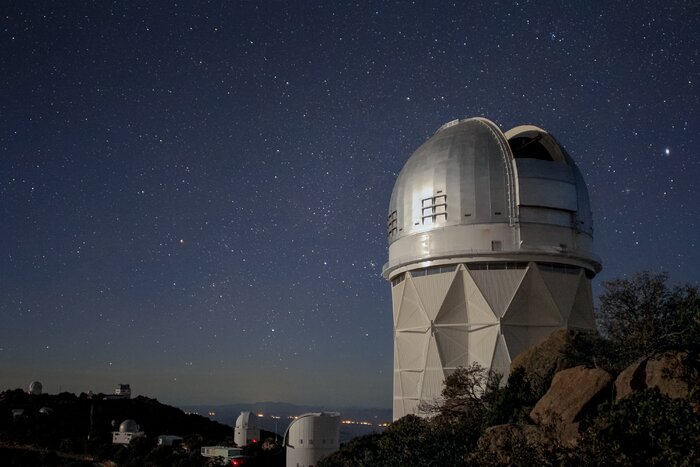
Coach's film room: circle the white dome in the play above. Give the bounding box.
[384,117,600,279]
[28,381,43,395]
[119,419,140,433]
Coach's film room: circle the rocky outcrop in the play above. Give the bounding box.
[530,366,613,445]
[615,351,691,400]
[614,358,648,399]
[510,329,600,385]
[510,330,569,380]
[645,351,690,399]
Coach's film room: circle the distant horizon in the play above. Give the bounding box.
[0,383,392,411]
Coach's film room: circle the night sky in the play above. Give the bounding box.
[1,1,698,409]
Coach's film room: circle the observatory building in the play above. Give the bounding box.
[234,411,260,447]
[28,381,43,395]
[112,419,145,445]
[284,412,340,467]
[384,117,601,420]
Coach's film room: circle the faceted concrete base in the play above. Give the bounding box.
[391,261,595,420]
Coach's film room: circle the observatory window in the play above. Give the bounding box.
[410,265,455,277]
[491,241,502,251]
[391,273,405,287]
[537,262,581,274]
[421,194,447,225]
[387,210,398,238]
[468,262,527,270]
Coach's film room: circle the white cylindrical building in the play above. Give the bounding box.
[284,412,340,467]
[385,117,602,420]
[234,411,260,447]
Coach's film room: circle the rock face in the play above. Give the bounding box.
[510,329,599,385]
[530,366,613,445]
[510,330,569,380]
[615,351,691,400]
[614,358,648,399]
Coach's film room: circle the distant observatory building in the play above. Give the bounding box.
[234,411,260,446]
[28,381,43,395]
[284,412,340,467]
[112,419,145,445]
[384,117,601,420]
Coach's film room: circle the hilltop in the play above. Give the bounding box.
[0,390,281,466]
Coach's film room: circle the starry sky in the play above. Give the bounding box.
[1,1,698,409]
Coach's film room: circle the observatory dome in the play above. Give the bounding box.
[234,411,260,447]
[119,419,140,433]
[28,381,43,395]
[384,117,600,278]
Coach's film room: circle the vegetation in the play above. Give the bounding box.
[320,272,700,466]
[598,271,700,370]
[0,391,282,466]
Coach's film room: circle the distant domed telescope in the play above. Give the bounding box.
[28,381,43,395]
[113,419,145,445]
[119,419,140,433]
[284,412,340,467]
[234,411,260,447]
[384,117,602,420]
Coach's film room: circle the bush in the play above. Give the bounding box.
[598,272,700,369]
[576,389,700,466]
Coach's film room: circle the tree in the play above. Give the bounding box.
[598,272,700,368]
[575,389,700,466]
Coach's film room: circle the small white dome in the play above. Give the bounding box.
[28,381,43,395]
[119,419,140,433]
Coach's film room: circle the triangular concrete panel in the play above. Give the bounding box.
[538,268,580,322]
[420,369,445,405]
[399,371,422,398]
[396,330,429,370]
[468,268,526,318]
[464,272,499,324]
[420,337,446,405]
[502,324,561,361]
[467,324,500,368]
[435,326,469,368]
[393,398,403,421]
[435,269,468,325]
[568,275,596,330]
[412,269,456,321]
[424,334,443,370]
[502,266,563,326]
[396,276,430,330]
[393,338,399,368]
[402,398,420,418]
[490,334,511,379]
[391,279,406,326]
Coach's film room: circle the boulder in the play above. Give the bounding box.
[614,351,692,400]
[645,351,690,399]
[614,358,648,399]
[510,329,599,386]
[530,366,613,445]
[510,330,568,379]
